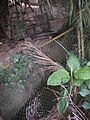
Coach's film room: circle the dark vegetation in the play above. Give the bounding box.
[0,0,90,120]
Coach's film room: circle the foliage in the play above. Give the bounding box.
[67,54,80,76]
[57,97,69,114]
[0,53,32,89]
[47,54,90,115]
[47,69,70,85]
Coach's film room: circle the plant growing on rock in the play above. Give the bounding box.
[47,54,90,119]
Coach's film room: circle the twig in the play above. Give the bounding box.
[22,41,62,68]
[77,29,81,58]
[43,87,60,98]
[39,28,73,48]
[68,95,88,120]
[73,112,82,120]
[54,40,70,55]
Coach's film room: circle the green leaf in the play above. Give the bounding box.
[80,83,88,90]
[67,55,80,73]
[57,98,69,114]
[82,102,90,109]
[79,89,90,97]
[85,80,90,89]
[18,80,23,84]
[72,79,85,86]
[47,69,70,86]
[13,57,19,63]
[87,61,90,66]
[74,66,90,80]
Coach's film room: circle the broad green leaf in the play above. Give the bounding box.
[79,89,90,97]
[74,66,90,80]
[87,61,90,66]
[82,102,90,109]
[85,80,90,89]
[72,79,85,86]
[67,55,80,73]
[47,69,70,86]
[57,98,69,114]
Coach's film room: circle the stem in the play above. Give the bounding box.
[70,76,73,96]
[78,0,84,59]
[60,84,68,95]
[39,28,73,48]
[77,30,81,59]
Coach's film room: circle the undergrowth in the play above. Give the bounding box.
[0,53,32,89]
[47,54,90,119]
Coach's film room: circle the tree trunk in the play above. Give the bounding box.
[0,42,62,120]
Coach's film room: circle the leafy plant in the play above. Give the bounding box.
[0,53,32,89]
[48,69,70,85]
[47,54,90,116]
